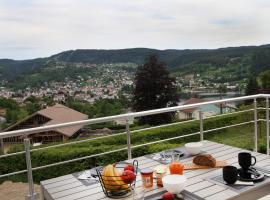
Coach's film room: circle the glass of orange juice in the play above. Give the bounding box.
[169,153,184,174]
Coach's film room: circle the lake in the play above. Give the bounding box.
[179,92,244,107]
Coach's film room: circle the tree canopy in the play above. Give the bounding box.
[251,49,270,75]
[245,77,259,96]
[132,55,179,125]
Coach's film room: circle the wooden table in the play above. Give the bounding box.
[40,140,270,200]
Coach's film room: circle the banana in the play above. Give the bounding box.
[102,164,117,191]
[102,164,129,191]
[112,165,129,190]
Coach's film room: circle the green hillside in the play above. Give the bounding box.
[0,45,270,88]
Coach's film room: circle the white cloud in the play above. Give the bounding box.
[0,0,269,59]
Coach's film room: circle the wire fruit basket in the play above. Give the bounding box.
[96,160,139,199]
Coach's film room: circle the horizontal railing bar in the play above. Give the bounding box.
[30,132,127,152]
[0,94,266,139]
[203,121,254,133]
[0,169,27,178]
[30,120,198,152]
[0,150,25,159]
[131,132,201,149]
[131,121,255,149]
[128,119,198,133]
[204,109,254,120]
[31,147,128,171]
[0,147,130,178]
[30,132,200,171]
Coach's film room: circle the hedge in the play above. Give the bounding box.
[0,110,257,183]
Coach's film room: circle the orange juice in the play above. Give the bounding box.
[169,161,184,174]
[169,152,184,174]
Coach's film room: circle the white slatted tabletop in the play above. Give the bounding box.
[40,140,270,200]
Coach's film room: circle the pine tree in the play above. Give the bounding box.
[245,77,259,96]
[132,55,179,125]
[245,76,259,104]
[259,70,270,93]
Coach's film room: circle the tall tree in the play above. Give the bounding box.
[245,76,259,104]
[251,49,270,75]
[259,70,270,93]
[132,55,179,125]
[245,77,259,96]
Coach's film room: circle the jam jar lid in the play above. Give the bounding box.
[141,168,153,175]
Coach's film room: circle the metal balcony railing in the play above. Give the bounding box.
[0,93,270,200]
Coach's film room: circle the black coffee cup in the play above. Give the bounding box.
[238,152,256,170]
[223,166,238,184]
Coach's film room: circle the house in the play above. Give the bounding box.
[3,104,88,144]
[178,98,236,120]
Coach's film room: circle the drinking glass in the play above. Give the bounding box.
[169,153,184,174]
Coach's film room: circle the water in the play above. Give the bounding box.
[179,92,244,107]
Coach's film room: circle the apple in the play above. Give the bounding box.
[121,170,136,184]
[162,192,174,200]
[124,164,135,172]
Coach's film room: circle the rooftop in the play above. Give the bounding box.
[4,103,88,137]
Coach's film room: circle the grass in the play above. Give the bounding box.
[205,121,267,152]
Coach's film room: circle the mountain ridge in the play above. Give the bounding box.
[2,44,270,62]
[0,45,270,86]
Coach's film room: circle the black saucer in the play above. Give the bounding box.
[237,167,265,182]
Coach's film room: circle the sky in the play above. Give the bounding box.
[0,0,270,60]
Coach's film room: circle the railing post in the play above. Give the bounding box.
[266,97,269,155]
[199,110,204,141]
[24,139,38,200]
[125,119,132,160]
[0,138,4,155]
[254,98,258,152]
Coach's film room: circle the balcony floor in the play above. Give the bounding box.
[0,181,42,200]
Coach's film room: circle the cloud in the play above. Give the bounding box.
[0,0,269,59]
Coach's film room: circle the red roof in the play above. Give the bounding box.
[181,98,205,114]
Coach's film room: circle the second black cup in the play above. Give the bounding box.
[223,166,238,184]
[238,152,256,170]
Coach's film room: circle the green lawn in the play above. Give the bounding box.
[206,121,267,153]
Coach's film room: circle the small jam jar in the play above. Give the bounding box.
[141,168,154,188]
[156,170,166,187]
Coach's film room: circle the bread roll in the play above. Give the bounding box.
[193,154,216,167]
